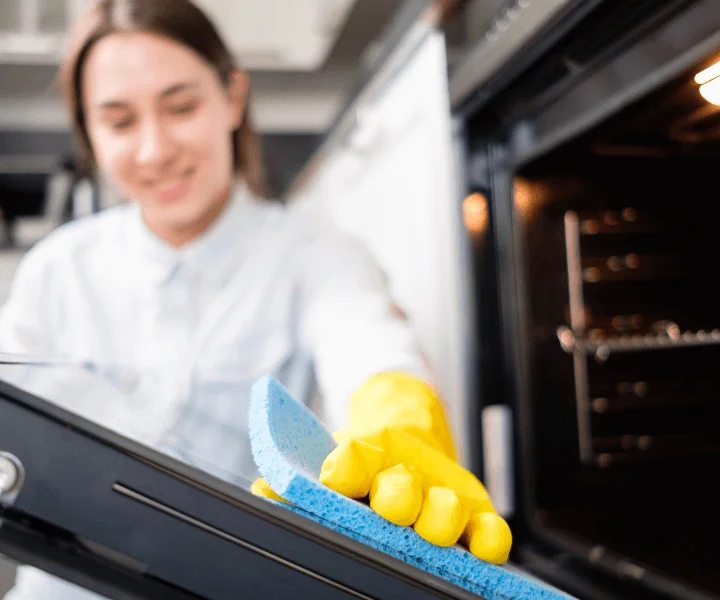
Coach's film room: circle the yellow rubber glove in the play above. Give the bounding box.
[252,371,512,564]
[250,477,286,503]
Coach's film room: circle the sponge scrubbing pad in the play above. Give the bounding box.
[249,375,576,600]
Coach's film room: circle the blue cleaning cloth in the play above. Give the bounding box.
[249,375,576,600]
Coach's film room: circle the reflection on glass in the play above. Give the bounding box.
[462,192,488,234]
[0,554,16,598]
[0,357,263,598]
[0,357,257,491]
[0,0,21,32]
[4,564,111,600]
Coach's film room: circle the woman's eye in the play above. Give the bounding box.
[110,118,134,130]
[169,102,196,115]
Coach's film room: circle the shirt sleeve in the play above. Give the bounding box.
[0,245,54,355]
[297,224,433,433]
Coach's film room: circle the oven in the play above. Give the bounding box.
[452,1,720,599]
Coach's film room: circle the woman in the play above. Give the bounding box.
[0,1,508,597]
[0,0,432,440]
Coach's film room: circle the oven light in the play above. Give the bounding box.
[699,76,720,106]
[695,59,720,105]
[514,177,546,221]
[695,60,720,85]
[462,193,488,234]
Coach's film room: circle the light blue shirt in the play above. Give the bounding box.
[0,185,430,599]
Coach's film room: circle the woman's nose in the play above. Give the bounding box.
[134,118,176,168]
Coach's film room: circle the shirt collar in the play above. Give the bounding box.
[127,183,261,287]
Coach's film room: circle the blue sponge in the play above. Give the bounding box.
[249,376,575,600]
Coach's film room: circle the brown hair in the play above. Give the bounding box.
[58,0,268,198]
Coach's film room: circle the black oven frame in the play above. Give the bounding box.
[455,1,720,599]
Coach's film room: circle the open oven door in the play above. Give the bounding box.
[0,357,510,600]
[451,1,720,600]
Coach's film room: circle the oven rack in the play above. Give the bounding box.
[592,432,720,468]
[556,325,720,361]
[562,210,720,465]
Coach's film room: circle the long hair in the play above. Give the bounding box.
[58,0,268,198]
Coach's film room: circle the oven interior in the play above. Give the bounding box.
[515,52,720,597]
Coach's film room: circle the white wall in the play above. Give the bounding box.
[290,32,472,464]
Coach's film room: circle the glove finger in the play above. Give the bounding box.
[357,427,495,515]
[250,477,287,503]
[369,464,423,526]
[414,486,469,547]
[319,439,385,498]
[465,511,512,564]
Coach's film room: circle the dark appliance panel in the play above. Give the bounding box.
[458,0,720,599]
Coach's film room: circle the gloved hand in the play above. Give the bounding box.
[253,371,512,564]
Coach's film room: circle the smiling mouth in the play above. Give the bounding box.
[155,169,194,201]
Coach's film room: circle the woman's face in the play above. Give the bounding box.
[81,31,246,245]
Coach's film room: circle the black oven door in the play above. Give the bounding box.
[0,359,494,600]
[454,1,720,599]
